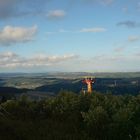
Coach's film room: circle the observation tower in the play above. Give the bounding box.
[82,77,95,94]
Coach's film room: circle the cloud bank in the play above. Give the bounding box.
[0,52,78,68]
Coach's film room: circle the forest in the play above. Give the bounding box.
[0,91,140,140]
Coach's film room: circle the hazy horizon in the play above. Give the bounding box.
[0,71,140,74]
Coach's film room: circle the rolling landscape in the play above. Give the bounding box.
[0,72,140,101]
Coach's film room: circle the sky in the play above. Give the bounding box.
[0,0,140,72]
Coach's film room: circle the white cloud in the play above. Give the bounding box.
[47,27,107,34]
[0,51,17,58]
[47,10,66,19]
[128,36,140,42]
[0,25,37,46]
[0,52,79,68]
[100,0,114,5]
[80,27,107,32]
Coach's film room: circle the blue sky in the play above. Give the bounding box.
[0,0,140,72]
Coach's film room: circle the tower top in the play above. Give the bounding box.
[82,77,95,94]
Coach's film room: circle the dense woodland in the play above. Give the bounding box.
[0,91,140,140]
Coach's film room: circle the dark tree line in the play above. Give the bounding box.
[0,91,140,140]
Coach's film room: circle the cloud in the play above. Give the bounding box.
[47,27,107,34]
[46,10,66,19]
[1,51,140,72]
[0,52,79,68]
[0,25,37,46]
[1,0,105,20]
[114,46,126,53]
[0,0,18,19]
[0,0,115,19]
[135,52,140,56]
[0,52,18,60]
[80,27,107,32]
[0,0,49,19]
[81,53,140,72]
[128,36,140,42]
[122,7,128,13]
[99,0,114,5]
[117,20,140,28]
[137,2,140,11]
[84,0,114,5]
[32,54,78,64]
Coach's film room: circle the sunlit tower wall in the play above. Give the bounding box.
[82,77,95,94]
